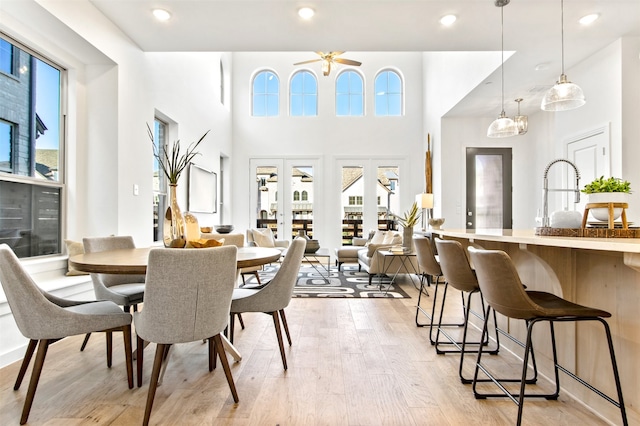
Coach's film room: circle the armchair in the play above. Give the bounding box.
[246,228,289,253]
[357,231,420,284]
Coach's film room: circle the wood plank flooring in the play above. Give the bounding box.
[0,275,620,425]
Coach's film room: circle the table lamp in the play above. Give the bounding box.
[415,193,434,231]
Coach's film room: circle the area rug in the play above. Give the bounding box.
[242,264,411,299]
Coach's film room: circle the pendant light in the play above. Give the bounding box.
[513,98,528,134]
[487,0,518,138]
[541,0,585,111]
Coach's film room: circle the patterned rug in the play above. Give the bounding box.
[243,264,411,299]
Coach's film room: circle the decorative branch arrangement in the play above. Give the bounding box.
[147,123,209,184]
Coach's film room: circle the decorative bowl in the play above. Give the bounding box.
[428,218,445,230]
[200,226,213,233]
[214,224,234,234]
[304,239,320,253]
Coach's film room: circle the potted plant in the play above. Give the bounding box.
[147,123,209,247]
[395,202,421,250]
[581,176,631,222]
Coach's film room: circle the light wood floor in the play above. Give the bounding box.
[0,275,616,426]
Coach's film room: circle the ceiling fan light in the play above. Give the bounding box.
[488,112,519,138]
[541,74,585,111]
[321,60,331,76]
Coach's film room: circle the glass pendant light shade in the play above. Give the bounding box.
[541,0,585,112]
[488,111,519,138]
[513,98,528,134]
[541,73,586,111]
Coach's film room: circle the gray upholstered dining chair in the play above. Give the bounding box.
[80,236,145,354]
[228,237,305,370]
[134,245,239,426]
[0,244,134,425]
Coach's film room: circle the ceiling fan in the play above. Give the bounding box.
[293,51,362,76]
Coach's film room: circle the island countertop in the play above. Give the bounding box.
[429,228,640,253]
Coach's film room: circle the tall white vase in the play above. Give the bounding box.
[402,226,413,251]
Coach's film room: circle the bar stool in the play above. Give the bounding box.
[434,238,500,383]
[468,247,627,426]
[413,236,464,344]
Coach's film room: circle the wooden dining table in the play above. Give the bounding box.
[69,245,282,363]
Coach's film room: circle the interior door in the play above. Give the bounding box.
[466,148,512,230]
[566,125,610,213]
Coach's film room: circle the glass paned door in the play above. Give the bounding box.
[466,148,512,230]
[251,158,319,243]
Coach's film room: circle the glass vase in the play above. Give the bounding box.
[163,184,187,248]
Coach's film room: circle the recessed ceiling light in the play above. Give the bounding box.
[440,15,457,26]
[152,9,171,22]
[579,13,600,25]
[298,7,315,20]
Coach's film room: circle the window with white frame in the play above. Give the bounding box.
[0,34,64,258]
[336,70,364,116]
[290,70,317,116]
[374,70,402,116]
[252,70,279,116]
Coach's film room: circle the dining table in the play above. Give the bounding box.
[69,245,282,363]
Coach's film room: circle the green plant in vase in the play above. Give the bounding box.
[581,176,632,222]
[147,123,209,247]
[395,202,421,251]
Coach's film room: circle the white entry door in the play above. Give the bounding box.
[566,125,610,213]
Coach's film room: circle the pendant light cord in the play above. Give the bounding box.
[500,5,505,115]
[560,0,565,75]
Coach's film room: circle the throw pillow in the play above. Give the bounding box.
[369,230,386,245]
[65,239,89,276]
[252,228,275,247]
[382,232,397,244]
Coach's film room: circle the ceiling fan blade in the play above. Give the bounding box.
[330,51,345,57]
[293,59,322,65]
[334,58,362,66]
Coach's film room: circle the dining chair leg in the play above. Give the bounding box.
[143,343,167,426]
[80,333,91,351]
[14,339,37,390]
[229,313,236,344]
[121,325,134,389]
[106,331,113,368]
[213,334,239,403]
[271,311,288,370]
[279,309,292,346]
[20,339,50,425]
[208,337,215,371]
[237,313,245,330]
[136,335,145,387]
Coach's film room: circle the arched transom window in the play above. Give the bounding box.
[290,71,318,116]
[252,70,279,116]
[336,70,364,116]
[374,70,403,116]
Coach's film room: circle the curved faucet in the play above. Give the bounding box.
[542,159,581,227]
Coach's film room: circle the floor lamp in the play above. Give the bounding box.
[415,193,434,231]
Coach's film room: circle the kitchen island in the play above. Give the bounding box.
[428,229,639,425]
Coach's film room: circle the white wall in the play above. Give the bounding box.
[231,52,426,251]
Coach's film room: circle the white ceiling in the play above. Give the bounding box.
[89,0,640,117]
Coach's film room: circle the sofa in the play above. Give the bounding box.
[246,228,289,253]
[334,236,369,271]
[357,230,420,284]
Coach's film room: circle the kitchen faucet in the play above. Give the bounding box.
[542,159,581,227]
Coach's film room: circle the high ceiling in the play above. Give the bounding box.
[88,0,639,116]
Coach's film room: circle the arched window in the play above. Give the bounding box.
[301,190,308,201]
[293,190,300,201]
[374,70,402,116]
[252,70,279,116]
[290,71,317,116]
[336,70,364,116]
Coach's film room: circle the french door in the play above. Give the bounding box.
[466,148,512,230]
[249,158,321,242]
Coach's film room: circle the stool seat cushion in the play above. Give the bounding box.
[527,291,611,319]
